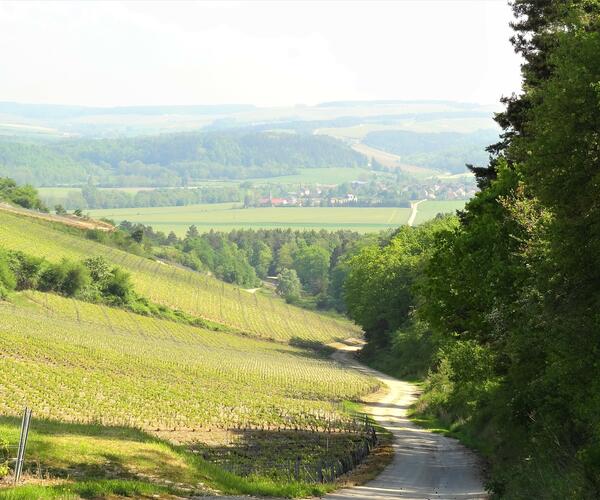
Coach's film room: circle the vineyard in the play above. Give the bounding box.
[0,210,360,344]
[192,424,378,482]
[0,291,378,431]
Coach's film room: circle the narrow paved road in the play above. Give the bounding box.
[407,199,426,227]
[325,342,487,500]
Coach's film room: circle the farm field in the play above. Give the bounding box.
[413,199,467,225]
[351,143,436,176]
[0,290,377,497]
[314,117,497,141]
[88,204,412,235]
[0,210,360,343]
[1,292,377,430]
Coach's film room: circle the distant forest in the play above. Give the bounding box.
[0,130,366,187]
[0,123,498,188]
[363,129,497,173]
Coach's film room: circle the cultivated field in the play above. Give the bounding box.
[351,143,435,175]
[413,199,467,224]
[0,210,360,343]
[88,204,412,235]
[0,292,377,430]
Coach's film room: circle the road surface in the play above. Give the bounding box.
[324,342,487,499]
[407,200,426,227]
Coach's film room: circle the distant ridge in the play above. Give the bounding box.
[316,99,486,109]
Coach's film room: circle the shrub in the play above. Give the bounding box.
[39,259,91,297]
[0,251,16,293]
[102,268,133,304]
[8,251,44,290]
[0,436,9,478]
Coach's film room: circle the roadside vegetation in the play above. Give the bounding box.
[343,2,600,497]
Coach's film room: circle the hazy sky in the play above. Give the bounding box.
[0,1,522,107]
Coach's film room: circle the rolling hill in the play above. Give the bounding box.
[0,206,376,497]
[0,209,360,344]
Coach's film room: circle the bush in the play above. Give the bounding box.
[39,259,90,297]
[8,251,44,290]
[0,436,9,478]
[102,268,133,304]
[0,251,16,293]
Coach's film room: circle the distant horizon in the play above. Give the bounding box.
[0,98,502,110]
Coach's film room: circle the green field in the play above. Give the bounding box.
[89,204,412,235]
[0,210,360,343]
[0,290,375,497]
[1,292,375,430]
[414,200,467,225]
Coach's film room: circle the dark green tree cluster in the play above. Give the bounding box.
[137,225,368,307]
[49,185,242,210]
[0,177,47,210]
[226,228,369,307]
[0,250,133,304]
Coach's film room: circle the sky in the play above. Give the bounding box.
[0,1,522,108]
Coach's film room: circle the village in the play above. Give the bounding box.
[251,177,476,208]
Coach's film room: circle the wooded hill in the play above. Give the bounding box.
[0,130,366,187]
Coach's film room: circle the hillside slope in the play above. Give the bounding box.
[0,210,359,343]
[1,291,376,429]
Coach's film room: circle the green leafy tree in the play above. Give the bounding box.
[276,268,302,303]
[249,241,272,279]
[166,231,179,246]
[292,244,330,295]
[345,219,455,346]
[131,228,144,244]
[186,225,199,239]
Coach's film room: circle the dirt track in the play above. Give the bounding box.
[0,202,114,231]
[407,199,426,227]
[324,342,487,499]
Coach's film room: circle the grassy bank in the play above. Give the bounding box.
[0,418,335,499]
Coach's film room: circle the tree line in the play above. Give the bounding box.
[116,222,374,309]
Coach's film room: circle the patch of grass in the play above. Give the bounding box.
[0,480,174,499]
[87,205,412,235]
[0,418,337,498]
